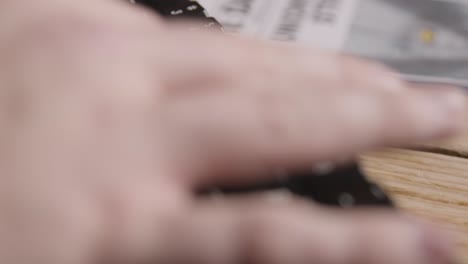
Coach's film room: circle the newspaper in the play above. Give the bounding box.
[199,0,468,86]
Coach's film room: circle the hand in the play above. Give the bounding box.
[0,0,464,263]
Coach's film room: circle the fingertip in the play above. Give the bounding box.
[418,87,466,138]
[387,86,467,143]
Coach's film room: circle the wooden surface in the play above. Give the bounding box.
[362,148,468,263]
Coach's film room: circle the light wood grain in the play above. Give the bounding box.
[361,149,468,263]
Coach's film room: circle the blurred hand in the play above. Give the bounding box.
[0,0,464,263]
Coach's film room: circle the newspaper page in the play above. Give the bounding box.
[199,0,468,86]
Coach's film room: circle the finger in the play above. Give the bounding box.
[258,44,407,93]
[162,83,466,186]
[158,200,456,264]
[153,28,406,98]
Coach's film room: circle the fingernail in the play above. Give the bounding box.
[420,223,457,264]
[425,89,466,134]
[431,89,465,114]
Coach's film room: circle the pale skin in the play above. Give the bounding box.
[0,0,466,263]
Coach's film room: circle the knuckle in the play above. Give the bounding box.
[254,90,292,143]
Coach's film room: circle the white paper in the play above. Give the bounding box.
[199,0,468,86]
[200,0,358,50]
